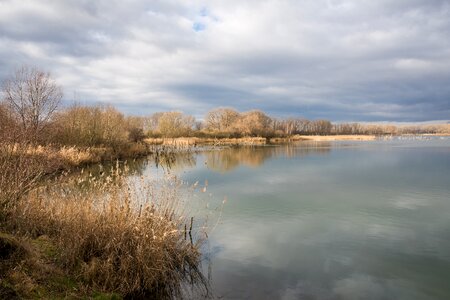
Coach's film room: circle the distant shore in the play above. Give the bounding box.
[271,135,377,142]
[144,134,378,146]
[144,134,450,147]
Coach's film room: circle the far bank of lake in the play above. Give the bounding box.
[144,134,377,147]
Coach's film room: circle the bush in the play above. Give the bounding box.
[51,105,129,148]
[128,127,145,143]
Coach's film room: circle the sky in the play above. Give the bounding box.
[0,0,449,122]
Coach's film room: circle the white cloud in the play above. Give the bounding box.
[0,0,449,120]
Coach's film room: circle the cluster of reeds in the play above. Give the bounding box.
[6,143,152,171]
[9,165,207,298]
[42,145,103,166]
[53,143,151,166]
[0,143,48,220]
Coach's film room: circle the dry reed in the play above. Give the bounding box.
[9,165,208,298]
[0,144,48,219]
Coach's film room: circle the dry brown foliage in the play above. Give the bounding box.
[0,144,47,219]
[10,168,207,298]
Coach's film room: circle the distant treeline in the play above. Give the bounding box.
[1,67,449,148]
[145,108,450,138]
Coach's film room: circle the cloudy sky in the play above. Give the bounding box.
[0,0,449,121]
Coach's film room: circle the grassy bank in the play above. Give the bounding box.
[135,133,450,147]
[145,135,378,146]
[0,232,122,299]
[0,144,207,299]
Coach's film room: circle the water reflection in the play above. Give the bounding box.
[196,139,450,300]
[206,142,332,172]
[153,151,197,172]
[89,142,334,175]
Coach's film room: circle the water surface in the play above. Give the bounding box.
[93,137,450,299]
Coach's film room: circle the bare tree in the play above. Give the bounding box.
[154,111,195,137]
[205,107,240,132]
[2,66,62,140]
[236,110,273,137]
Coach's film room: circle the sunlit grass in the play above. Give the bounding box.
[1,142,208,298]
[10,167,207,298]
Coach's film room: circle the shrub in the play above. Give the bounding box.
[128,127,145,143]
[51,105,128,148]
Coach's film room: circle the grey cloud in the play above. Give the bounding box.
[0,0,449,121]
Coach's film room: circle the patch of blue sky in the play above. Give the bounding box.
[193,22,206,32]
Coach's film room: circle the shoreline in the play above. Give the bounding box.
[145,134,449,147]
[270,135,377,142]
[145,135,378,146]
[17,133,448,174]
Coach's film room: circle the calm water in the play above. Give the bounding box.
[94,137,450,299]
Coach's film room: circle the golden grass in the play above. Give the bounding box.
[5,162,207,298]
[0,144,47,218]
[7,143,152,171]
[7,143,106,168]
[35,145,106,166]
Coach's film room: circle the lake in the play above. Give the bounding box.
[91,137,450,299]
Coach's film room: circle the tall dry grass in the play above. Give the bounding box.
[0,143,48,220]
[10,166,208,298]
[5,143,152,171]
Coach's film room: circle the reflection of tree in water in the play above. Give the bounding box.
[151,152,197,172]
[206,147,272,172]
[206,142,331,173]
[274,141,332,158]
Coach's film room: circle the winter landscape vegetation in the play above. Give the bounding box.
[1,1,450,299]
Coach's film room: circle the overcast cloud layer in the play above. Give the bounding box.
[1,0,449,121]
